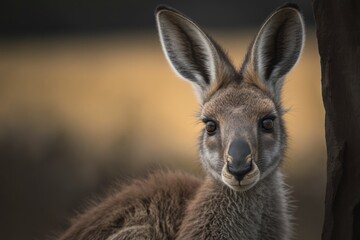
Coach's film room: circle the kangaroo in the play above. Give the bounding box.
[59,4,304,240]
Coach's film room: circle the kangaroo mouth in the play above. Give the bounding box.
[221,159,260,192]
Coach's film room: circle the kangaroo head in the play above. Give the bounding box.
[156,4,305,192]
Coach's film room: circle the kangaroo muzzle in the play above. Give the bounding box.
[227,139,252,181]
[221,138,260,192]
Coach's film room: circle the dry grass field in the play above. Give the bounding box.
[0,31,325,239]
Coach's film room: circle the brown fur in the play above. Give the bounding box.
[59,4,304,240]
[59,172,200,240]
[177,173,290,239]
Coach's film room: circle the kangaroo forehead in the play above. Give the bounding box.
[203,84,276,117]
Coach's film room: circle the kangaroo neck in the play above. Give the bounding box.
[176,170,284,240]
[200,170,280,207]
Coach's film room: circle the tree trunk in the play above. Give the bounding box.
[312,1,360,239]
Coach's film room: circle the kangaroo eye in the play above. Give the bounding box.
[261,118,274,132]
[205,121,217,135]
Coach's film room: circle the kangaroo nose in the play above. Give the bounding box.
[227,139,252,181]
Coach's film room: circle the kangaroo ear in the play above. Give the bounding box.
[156,6,235,103]
[243,4,305,102]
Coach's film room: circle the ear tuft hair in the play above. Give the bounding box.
[242,5,305,102]
[155,5,236,103]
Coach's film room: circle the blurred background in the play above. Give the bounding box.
[0,0,325,239]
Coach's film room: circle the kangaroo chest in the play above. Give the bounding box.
[176,178,284,240]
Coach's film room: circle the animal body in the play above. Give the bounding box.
[59,4,305,240]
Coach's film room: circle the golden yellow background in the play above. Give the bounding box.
[0,31,325,239]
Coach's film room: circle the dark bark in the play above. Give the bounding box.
[312,0,360,240]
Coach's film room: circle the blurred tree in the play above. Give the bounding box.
[312,0,360,240]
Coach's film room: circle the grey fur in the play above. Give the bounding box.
[59,172,201,240]
[58,4,304,240]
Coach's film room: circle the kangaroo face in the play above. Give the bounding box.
[156,5,304,191]
[200,83,286,191]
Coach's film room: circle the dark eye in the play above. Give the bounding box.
[205,121,217,135]
[261,118,275,132]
